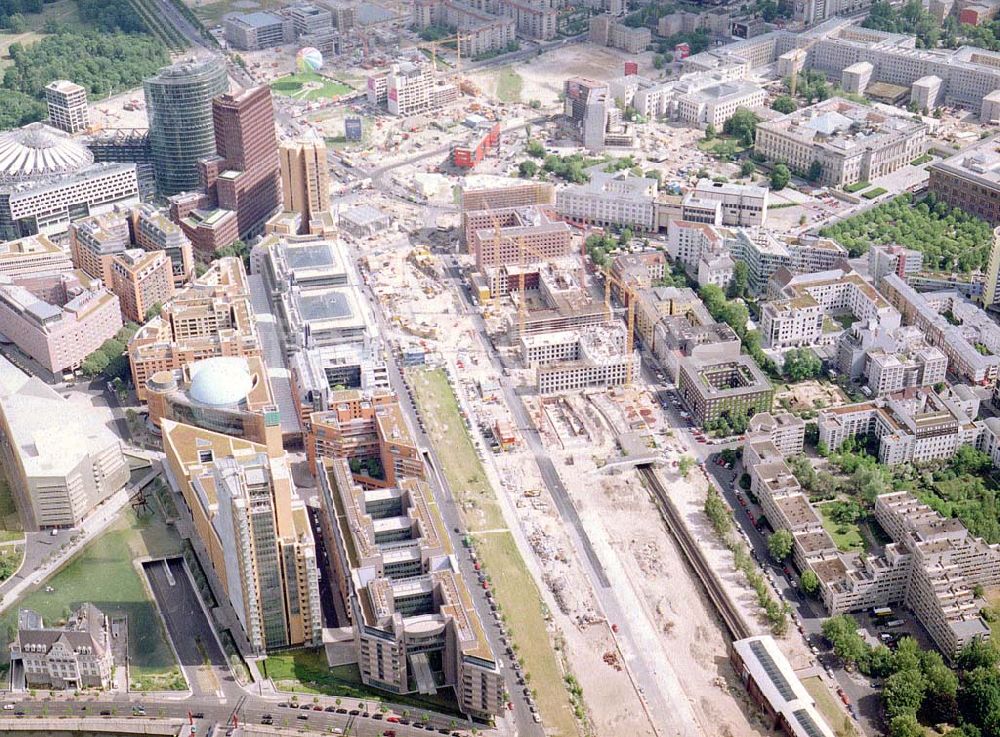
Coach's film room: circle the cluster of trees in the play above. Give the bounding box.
[783,347,823,382]
[654,29,711,56]
[722,108,760,147]
[770,162,791,190]
[415,24,453,42]
[820,615,1000,737]
[771,95,798,114]
[0,0,41,32]
[3,32,168,100]
[584,231,634,267]
[944,16,1000,52]
[0,89,45,131]
[862,0,941,50]
[215,238,250,270]
[78,0,149,34]
[820,192,993,268]
[704,408,751,437]
[900,445,1000,544]
[520,151,597,185]
[699,283,778,376]
[767,529,794,561]
[80,323,140,381]
[784,69,832,105]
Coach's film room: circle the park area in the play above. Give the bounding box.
[407,367,578,737]
[0,505,185,691]
[270,72,353,102]
[820,192,993,269]
[262,649,463,716]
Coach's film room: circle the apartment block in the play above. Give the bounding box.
[761,266,898,349]
[589,14,650,54]
[556,169,659,231]
[677,355,774,427]
[675,81,766,130]
[128,258,259,400]
[728,230,848,294]
[469,205,572,272]
[411,0,516,57]
[305,389,423,487]
[880,274,1000,384]
[868,243,923,286]
[163,420,322,654]
[69,212,131,286]
[746,411,806,457]
[110,249,175,324]
[632,286,700,351]
[497,0,557,40]
[523,324,639,394]
[665,219,727,268]
[0,357,129,530]
[44,80,89,135]
[10,605,113,690]
[0,273,122,377]
[0,235,73,281]
[864,346,947,396]
[818,387,981,466]
[130,204,195,287]
[318,457,503,718]
[755,98,927,188]
[650,306,741,382]
[929,136,1000,227]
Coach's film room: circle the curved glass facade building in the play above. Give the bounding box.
[144,58,229,197]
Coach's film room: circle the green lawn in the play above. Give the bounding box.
[270,72,353,102]
[0,505,185,690]
[262,649,462,717]
[495,67,523,104]
[408,368,505,532]
[802,675,852,737]
[817,503,865,553]
[190,0,284,24]
[843,180,870,193]
[0,467,23,543]
[408,368,579,737]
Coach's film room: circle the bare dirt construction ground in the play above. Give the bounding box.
[775,380,849,413]
[470,43,657,107]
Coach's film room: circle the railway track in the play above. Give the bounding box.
[640,466,752,642]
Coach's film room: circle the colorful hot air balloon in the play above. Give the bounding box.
[296,47,323,73]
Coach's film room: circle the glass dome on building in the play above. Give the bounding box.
[0,122,94,182]
[188,357,254,407]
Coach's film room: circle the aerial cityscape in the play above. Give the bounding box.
[5,0,1000,736]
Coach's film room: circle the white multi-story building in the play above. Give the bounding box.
[370,62,458,117]
[818,387,981,466]
[0,356,129,530]
[223,11,295,50]
[523,325,639,394]
[666,219,727,267]
[754,97,927,188]
[761,267,899,348]
[685,178,768,227]
[556,169,658,231]
[44,81,89,135]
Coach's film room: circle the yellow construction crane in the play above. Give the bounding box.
[600,268,637,386]
[416,33,463,74]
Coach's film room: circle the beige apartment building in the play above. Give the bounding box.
[69,211,131,286]
[128,258,259,400]
[130,204,195,287]
[44,80,89,135]
[0,235,73,280]
[163,420,322,654]
[469,205,572,271]
[305,388,424,487]
[318,457,504,719]
[110,249,175,324]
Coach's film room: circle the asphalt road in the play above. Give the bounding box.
[145,557,234,700]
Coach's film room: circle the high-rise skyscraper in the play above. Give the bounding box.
[144,58,229,197]
[45,80,89,134]
[162,418,322,654]
[199,86,281,240]
[278,138,330,234]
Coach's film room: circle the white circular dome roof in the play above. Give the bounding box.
[188,357,253,407]
[0,122,93,182]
